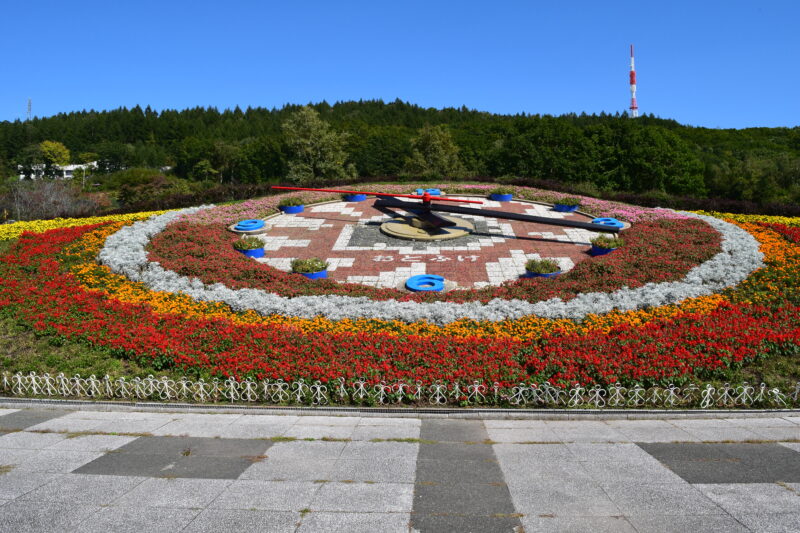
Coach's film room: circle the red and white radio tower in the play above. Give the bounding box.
[629,44,639,118]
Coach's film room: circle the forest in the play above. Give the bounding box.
[1,100,799,217]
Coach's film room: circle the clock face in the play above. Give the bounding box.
[251,197,609,289]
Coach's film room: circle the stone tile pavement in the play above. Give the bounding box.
[0,406,798,532]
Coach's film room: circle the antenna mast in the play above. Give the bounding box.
[629,45,638,118]
[27,99,32,121]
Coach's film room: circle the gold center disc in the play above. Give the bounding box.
[380,215,475,241]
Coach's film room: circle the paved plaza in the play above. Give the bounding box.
[0,405,798,532]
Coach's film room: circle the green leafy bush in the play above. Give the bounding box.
[558,196,582,206]
[489,186,514,195]
[278,196,305,207]
[291,258,328,273]
[591,235,625,249]
[232,236,264,250]
[525,258,560,274]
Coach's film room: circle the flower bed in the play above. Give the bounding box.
[104,207,758,324]
[1,186,799,398]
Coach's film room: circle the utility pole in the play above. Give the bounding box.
[629,45,639,118]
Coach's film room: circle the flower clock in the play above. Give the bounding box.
[1,183,799,407]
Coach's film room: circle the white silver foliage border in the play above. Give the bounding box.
[98,207,764,325]
[3,372,798,409]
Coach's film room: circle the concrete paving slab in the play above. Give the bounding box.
[418,442,497,463]
[0,471,62,499]
[59,411,171,421]
[485,427,561,443]
[239,458,338,481]
[296,511,410,533]
[338,440,418,462]
[91,419,171,434]
[748,426,800,440]
[414,481,518,517]
[625,513,750,533]
[74,506,201,533]
[331,457,417,482]
[724,417,799,427]
[46,434,136,452]
[73,450,179,478]
[411,514,523,533]
[521,515,637,533]
[0,409,19,417]
[566,442,658,463]
[0,431,67,449]
[603,482,725,515]
[503,479,621,516]
[181,509,300,532]
[164,413,243,425]
[152,421,235,437]
[639,442,800,483]
[113,477,231,508]
[0,448,37,465]
[349,424,420,441]
[163,456,264,480]
[412,419,522,531]
[419,419,488,442]
[680,426,766,442]
[0,500,101,533]
[119,435,271,457]
[545,421,628,442]
[231,415,300,426]
[579,458,685,486]
[694,483,800,517]
[15,449,105,473]
[310,481,414,512]
[734,512,800,533]
[668,418,741,429]
[263,440,346,461]
[217,424,294,439]
[75,436,271,480]
[0,409,68,431]
[210,479,319,511]
[484,419,551,429]
[508,460,595,485]
[294,416,362,426]
[18,473,144,505]
[283,424,356,440]
[356,417,420,427]
[24,418,105,433]
[606,420,699,443]
[415,458,510,485]
[492,442,575,464]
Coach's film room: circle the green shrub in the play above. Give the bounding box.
[525,258,560,274]
[558,196,582,206]
[489,186,514,195]
[232,236,264,250]
[291,258,328,273]
[591,235,625,249]
[278,196,305,207]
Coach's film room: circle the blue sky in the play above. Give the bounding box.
[2,0,798,128]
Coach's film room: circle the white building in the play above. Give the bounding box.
[18,161,98,180]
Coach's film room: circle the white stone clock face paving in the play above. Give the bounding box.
[248,198,608,289]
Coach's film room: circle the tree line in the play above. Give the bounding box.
[1,99,799,205]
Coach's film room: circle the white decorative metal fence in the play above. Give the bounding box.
[2,372,798,409]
